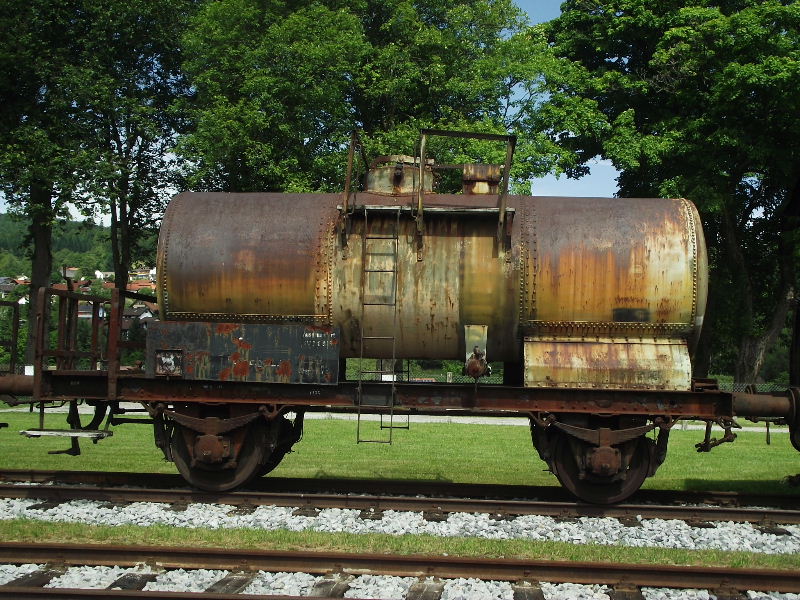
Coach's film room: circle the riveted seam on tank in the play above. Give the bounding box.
[680,198,698,328]
[168,312,330,323]
[327,219,334,326]
[520,201,535,325]
[158,194,182,319]
[523,320,690,338]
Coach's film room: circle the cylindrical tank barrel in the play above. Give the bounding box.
[157,193,707,365]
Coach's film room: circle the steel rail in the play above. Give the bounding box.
[0,592,334,599]
[0,542,797,594]
[1,469,798,509]
[2,482,799,526]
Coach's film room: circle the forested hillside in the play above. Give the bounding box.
[0,213,132,281]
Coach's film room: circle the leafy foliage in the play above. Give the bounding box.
[0,214,117,280]
[533,0,800,381]
[179,0,548,192]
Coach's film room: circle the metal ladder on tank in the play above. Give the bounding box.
[356,207,409,443]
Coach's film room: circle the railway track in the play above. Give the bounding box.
[0,542,798,598]
[4,469,798,508]
[1,469,798,526]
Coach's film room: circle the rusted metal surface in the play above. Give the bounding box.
[145,322,339,384]
[334,207,517,359]
[35,373,731,419]
[157,192,337,323]
[732,391,794,418]
[365,155,433,195]
[525,197,704,330]
[462,163,500,195]
[156,191,706,386]
[523,337,692,390]
[0,374,33,395]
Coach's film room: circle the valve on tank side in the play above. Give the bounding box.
[464,346,492,379]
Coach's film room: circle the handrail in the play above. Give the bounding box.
[31,286,153,404]
[416,129,517,254]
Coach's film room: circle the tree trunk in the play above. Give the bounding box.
[109,196,131,291]
[734,175,800,383]
[734,292,790,383]
[791,300,800,387]
[24,181,54,364]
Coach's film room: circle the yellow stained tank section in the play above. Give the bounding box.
[156,191,708,388]
[157,192,334,323]
[523,337,693,390]
[525,197,702,331]
[331,207,518,360]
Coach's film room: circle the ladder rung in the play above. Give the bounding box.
[362,302,396,306]
[360,370,396,375]
[365,235,398,240]
[362,336,395,340]
[364,268,397,273]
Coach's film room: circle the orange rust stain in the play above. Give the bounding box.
[234,338,252,350]
[305,325,332,333]
[231,352,240,362]
[219,367,231,381]
[276,360,293,378]
[232,360,249,378]
[216,323,239,335]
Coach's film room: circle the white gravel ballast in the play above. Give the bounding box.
[1,496,798,554]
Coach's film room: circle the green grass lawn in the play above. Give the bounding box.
[1,409,798,495]
[1,407,798,570]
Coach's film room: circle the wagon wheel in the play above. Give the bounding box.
[170,419,268,492]
[551,433,652,505]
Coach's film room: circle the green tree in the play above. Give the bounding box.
[179,0,547,192]
[0,1,193,366]
[0,0,88,359]
[68,0,196,287]
[531,0,800,382]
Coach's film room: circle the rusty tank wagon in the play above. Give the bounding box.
[1,130,798,504]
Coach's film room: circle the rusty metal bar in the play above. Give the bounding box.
[731,392,794,418]
[416,132,427,231]
[0,543,796,593]
[33,288,49,429]
[0,374,34,395]
[33,374,732,419]
[496,134,516,246]
[416,128,516,250]
[106,288,123,401]
[91,302,101,364]
[341,131,360,216]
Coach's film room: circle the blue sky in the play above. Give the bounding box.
[517,0,563,24]
[514,0,620,197]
